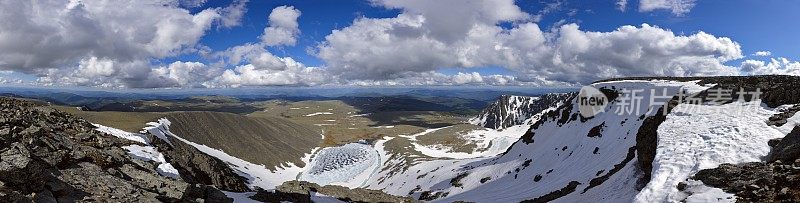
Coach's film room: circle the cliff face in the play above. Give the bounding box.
[470,94,570,129]
[0,97,234,202]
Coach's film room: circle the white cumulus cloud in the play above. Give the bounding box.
[0,0,247,88]
[753,51,772,56]
[261,6,302,46]
[639,0,696,16]
[317,0,742,85]
[740,58,800,76]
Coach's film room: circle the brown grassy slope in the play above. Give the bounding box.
[165,112,322,170]
[50,106,165,132]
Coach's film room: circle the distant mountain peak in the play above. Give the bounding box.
[470,94,570,129]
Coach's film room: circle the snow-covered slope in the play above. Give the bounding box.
[359,78,800,202]
[470,94,570,129]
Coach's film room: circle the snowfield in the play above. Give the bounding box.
[300,143,381,188]
[636,101,800,202]
[407,124,530,159]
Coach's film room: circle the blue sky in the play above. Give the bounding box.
[0,0,798,88]
[181,0,798,67]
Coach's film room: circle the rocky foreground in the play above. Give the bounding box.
[0,97,234,202]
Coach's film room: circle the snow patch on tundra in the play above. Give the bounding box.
[94,124,149,144]
[305,112,333,117]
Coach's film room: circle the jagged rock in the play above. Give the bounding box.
[418,190,448,201]
[767,126,800,163]
[0,97,234,203]
[472,94,570,129]
[150,134,250,192]
[692,162,800,202]
[252,181,416,203]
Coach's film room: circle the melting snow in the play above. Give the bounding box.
[305,112,333,117]
[300,143,381,188]
[682,180,736,203]
[94,123,179,179]
[94,124,149,144]
[636,101,800,202]
[408,124,529,159]
[122,145,180,179]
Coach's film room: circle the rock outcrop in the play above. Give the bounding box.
[471,94,569,129]
[249,181,417,203]
[0,97,233,202]
[688,125,800,202]
[691,161,800,202]
[150,133,250,193]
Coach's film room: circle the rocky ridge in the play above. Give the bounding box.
[0,97,233,202]
[471,93,570,129]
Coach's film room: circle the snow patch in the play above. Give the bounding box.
[682,180,736,203]
[94,124,148,144]
[636,101,797,202]
[305,112,333,117]
[300,143,380,188]
[95,123,180,179]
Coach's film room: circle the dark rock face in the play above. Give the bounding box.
[768,126,800,163]
[520,93,578,144]
[0,97,232,202]
[597,75,800,108]
[521,181,581,203]
[473,94,571,129]
[692,162,800,202]
[250,181,416,203]
[635,104,675,188]
[587,122,605,138]
[149,131,250,192]
[768,105,800,127]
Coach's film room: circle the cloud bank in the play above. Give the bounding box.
[0,0,793,88]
